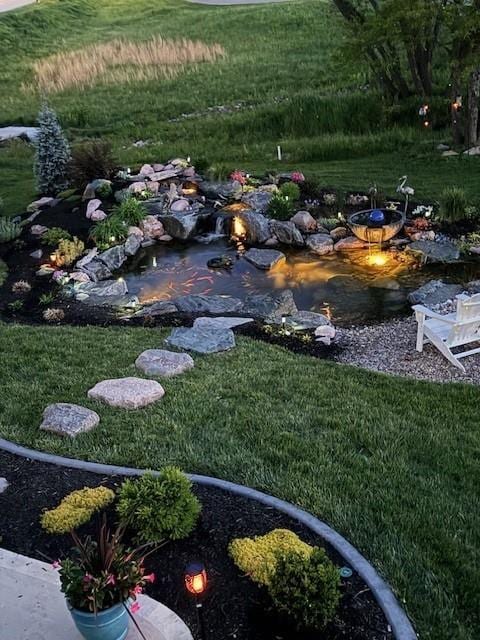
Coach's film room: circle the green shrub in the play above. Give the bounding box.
[96,182,113,199]
[268,548,341,631]
[439,187,468,223]
[267,194,295,221]
[41,486,115,534]
[117,469,201,543]
[317,217,340,231]
[90,214,127,248]
[41,227,72,245]
[279,182,301,202]
[54,237,84,267]
[0,217,21,243]
[229,529,313,587]
[194,157,209,174]
[69,139,117,189]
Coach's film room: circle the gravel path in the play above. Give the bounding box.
[335,316,480,385]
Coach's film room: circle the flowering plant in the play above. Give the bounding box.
[291,171,305,184]
[54,516,155,616]
[230,170,247,185]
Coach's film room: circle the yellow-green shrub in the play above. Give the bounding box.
[229,529,313,586]
[41,486,115,534]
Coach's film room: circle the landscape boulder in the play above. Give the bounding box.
[306,233,334,255]
[159,211,201,240]
[244,248,286,270]
[291,211,317,233]
[236,211,271,244]
[174,294,243,314]
[408,280,463,307]
[98,245,127,271]
[270,220,304,246]
[406,240,460,264]
[242,290,298,323]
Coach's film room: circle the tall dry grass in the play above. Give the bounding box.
[24,36,225,94]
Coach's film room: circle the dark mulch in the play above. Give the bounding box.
[0,449,392,640]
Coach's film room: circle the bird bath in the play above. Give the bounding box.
[348,208,405,244]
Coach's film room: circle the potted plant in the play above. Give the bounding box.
[53,516,154,640]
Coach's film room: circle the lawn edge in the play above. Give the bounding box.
[0,437,417,640]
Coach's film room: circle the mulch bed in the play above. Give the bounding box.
[0,449,392,640]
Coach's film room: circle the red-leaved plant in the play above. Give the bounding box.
[54,516,156,637]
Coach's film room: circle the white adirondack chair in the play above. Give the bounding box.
[413,294,480,372]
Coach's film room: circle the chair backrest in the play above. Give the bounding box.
[456,294,480,321]
[447,294,480,346]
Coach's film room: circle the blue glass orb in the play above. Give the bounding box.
[369,209,385,225]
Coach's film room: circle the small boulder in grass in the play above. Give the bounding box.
[90,209,107,222]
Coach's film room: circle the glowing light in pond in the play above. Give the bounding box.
[223,202,251,214]
[182,182,198,196]
[152,257,157,268]
[232,216,247,241]
[367,253,389,267]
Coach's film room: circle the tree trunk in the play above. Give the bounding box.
[450,70,463,146]
[467,68,480,147]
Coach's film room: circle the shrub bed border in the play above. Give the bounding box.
[0,437,417,640]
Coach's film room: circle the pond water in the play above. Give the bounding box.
[123,240,479,326]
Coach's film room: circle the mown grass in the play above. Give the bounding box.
[1,0,478,215]
[0,323,479,640]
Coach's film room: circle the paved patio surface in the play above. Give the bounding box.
[0,547,192,640]
[0,0,35,12]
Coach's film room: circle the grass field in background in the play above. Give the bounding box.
[1,0,478,214]
[0,323,479,640]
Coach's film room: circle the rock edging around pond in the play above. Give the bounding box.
[0,437,417,640]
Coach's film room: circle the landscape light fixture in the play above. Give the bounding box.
[184,561,208,640]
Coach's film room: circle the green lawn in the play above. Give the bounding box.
[0,323,479,640]
[1,0,479,214]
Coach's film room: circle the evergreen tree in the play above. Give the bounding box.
[34,104,71,195]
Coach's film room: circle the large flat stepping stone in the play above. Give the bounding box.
[193,316,254,330]
[244,248,286,270]
[40,403,100,437]
[166,327,235,354]
[135,349,194,377]
[88,377,165,409]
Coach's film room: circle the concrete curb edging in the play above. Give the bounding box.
[0,438,417,640]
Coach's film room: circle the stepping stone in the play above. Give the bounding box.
[0,478,9,494]
[166,327,235,354]
[135,349,194,377]
[193,316,253,330]
[244,248,286,270]
[40,403,100,437]
[88,377,165,409]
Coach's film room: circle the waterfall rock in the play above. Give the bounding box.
[306,233,334,255]
[159,211,201,240]
[244,248,286,270]
[236,211,271,244]
[270,220,304,246]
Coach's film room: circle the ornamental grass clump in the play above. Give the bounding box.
[267,194,295,221]
[439,187,468,223]
[114,197,147,226]
[41,486,115,534]
[117,468,201,543]
[229,529,313,586]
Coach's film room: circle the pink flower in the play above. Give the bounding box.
[83,573,93,584]
[143,573,155,584]
[291,171,305,184]
[132,585,143,595]
[230,170,247,185]
[52,560,61,570]
[106,574,116,586]
[130,601,141,614]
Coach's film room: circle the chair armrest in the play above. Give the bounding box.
[412,305,457,324]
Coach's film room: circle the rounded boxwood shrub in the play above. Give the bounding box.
[267,194,295,221]
[117,468,201,543]
[268,548,341,631]
[279,181,301,202]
